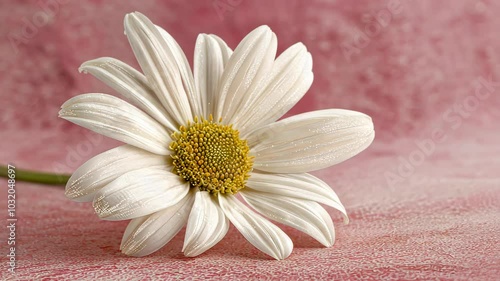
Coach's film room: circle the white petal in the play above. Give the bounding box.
[182,191,229,257]
[121,216,148,249]
[194,34,232,117]
[235,43,314,136]
[246,172,349,223]
[121,190,195,256]
[155,24,200,117]
[241,189,335,247]
[93,166,189,221]
[59,93,171,155]
[216,25,277,123]
[218,195,293,260]
[65,145,167,202]
[79,57,178,131]
[248,109,375,173]
[124,12,193,124]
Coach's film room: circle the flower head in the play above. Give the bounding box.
[60,12,374,260]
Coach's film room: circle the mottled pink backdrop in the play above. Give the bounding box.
[1,0,500,280]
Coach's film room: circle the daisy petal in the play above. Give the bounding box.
[121,190,195,256]
[65,145,166,202]
[79,57,177,131]
[155,25,200,117]
[59,94,171,155]
[121,216,148,250]
[216,25,277,123]
[183,191,229,257]
[124,12,193,123]
[210,34,232,60]
[249,109,375,173]
[93,166,189,221]
[218,194,293,260]
[236,43,313,136]
[241,189,335,247]
[246,171,348,223]
[194,34,233,117]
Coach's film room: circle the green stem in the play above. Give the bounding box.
[0,165,70,185]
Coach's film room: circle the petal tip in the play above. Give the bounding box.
[121,247,136,257]
[124,13,137,28]
[343,216,350,225]
[63,189,74,200]
[57,108,66,117]
[78,59,97,74]
[183,249,199,258]
[258,25,271,31]
[252,25,272,36]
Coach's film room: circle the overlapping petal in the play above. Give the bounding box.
[183,191,229,257]
[65,145,166,202]
[219,194,293,260]
[216,25,277,123]
[120,190,195,256]
[79,57,177,131]
[93,166,189,221]
[234,43,313,136]
[241,189,335,247]
[246,171,348,223]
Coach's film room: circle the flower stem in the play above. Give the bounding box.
[0,165,70,185]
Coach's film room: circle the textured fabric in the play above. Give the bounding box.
[1,0,500,280]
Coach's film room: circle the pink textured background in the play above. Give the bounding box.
[1,0,500,280]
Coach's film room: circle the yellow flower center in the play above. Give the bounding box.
[170,116,253,195]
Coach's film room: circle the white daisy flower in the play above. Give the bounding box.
[60,12,374,260]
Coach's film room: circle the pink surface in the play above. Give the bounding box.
[1,0,500,280]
